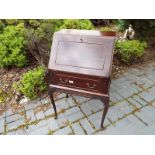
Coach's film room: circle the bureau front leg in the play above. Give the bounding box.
[48,89,57,119]
[100,97,109,129]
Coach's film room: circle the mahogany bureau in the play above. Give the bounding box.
[47,29,116,128]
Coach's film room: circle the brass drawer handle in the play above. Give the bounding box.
[86,83,96,88]
[59,78,68,83]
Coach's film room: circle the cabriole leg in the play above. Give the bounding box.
[48,89,57,119]
[100,97,109,129]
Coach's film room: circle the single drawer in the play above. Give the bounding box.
[52,71,109,94]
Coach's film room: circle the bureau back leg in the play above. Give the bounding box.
[66,94,69,98]
[100,97,109,129]
[48,90,57,119]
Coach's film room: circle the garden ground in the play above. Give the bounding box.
[1,59,155,135]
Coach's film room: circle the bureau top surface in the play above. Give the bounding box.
[56,29,116,37]
[48,29,116,77]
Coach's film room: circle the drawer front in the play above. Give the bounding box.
[52,72,109,94]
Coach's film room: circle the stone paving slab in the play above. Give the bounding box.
[44,106,55,117]
[139,91,155,103]
[127,97,142,108]
[73,96,90,104]
[6,113,24,123]
[26,109,36,123]
[132,95,147,106]
[25,99,42,111]
[27,120,48,134]
[56,113,69,128]
[1,61,155,135]
[35,111,45,120]
[152,101,155,108]
[88,111,110,130]
[53,126,72,135]
[0,118,5,134]
[71,122,85,135]
[107,106,125,122]
[139,123,155,134]
[7,119,25,131]
[80,118,94,135]
[47,118,59,131]
[5,109,14,117]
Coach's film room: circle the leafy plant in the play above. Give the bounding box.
[0,21,5,33]
[24,19,93,65]
[0,19,25,26]
[114,19,129,32]
[60,19,94,30]
[24,19,64,65]
[5,19,19,25]
[0,89,7,104]
[0,23,26,67]
[13,66,47,99]
[115,40,147,64]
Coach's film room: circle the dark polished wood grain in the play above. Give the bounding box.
[49,70,110,94]
[47,29,116,129]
